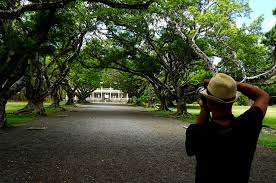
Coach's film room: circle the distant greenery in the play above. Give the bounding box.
[235,94,249,106]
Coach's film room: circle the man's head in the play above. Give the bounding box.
[200,73,240,112]
[205,99,233,112]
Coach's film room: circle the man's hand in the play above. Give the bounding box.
[199,96,208,111]
[196,79,211,124]
[203,79,210,88]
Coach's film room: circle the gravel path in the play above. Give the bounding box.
[0,104,275,183]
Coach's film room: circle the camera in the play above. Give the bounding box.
[196,86,205,97]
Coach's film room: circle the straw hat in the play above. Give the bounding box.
[200,73,240,104]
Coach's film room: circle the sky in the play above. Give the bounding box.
[236,0,276,32]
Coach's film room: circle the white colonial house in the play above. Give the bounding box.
[87,87,129,103]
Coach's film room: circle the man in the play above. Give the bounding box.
[185,73,270,183]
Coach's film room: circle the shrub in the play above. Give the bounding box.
[235,94,249,106]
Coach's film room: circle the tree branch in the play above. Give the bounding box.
[90,0,155,9]
[0,0,155,20]
[245,64,276,82]
[5,76,26,99]
[0,1,67,20]
[231,51,247,82]
[172,21,216,75]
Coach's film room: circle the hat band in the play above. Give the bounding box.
[207,89,236,102]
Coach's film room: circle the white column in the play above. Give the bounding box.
[110,87,111,99]
[101,87,103,100]
[126,93,129,100]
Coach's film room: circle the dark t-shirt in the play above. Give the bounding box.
[185,107,264,183]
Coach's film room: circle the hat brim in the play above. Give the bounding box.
[200,89,241,104]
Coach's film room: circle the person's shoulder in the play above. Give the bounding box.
[236,106,264,128]
[187,124,208,134]
[187,123,203,130]
[237,106,264,119]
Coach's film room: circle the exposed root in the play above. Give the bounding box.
[12,108,33,115]
[262,125,276,135]
[175,112,193,118]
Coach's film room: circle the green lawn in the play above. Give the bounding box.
[150,105,276,129]
[5,101,72,126]
[258,133,276,148]
[144,105,276,149]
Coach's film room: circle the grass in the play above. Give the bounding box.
[258,133,276,148]
[5,101,74,127]
[143,105,276,149]
[147,105,276,128]
[7,114,35,126]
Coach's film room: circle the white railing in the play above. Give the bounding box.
[87,98,128,103]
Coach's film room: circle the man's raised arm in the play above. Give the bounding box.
[237,83,270,115]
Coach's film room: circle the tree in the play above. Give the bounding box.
[16,4,88,114]
[101,69,147,100]
[69,63,102,104]
[61,78,76,105]
[0,0,154,20]
[0,0,154,127]
[0,8,57,126]
[80,0,275,116]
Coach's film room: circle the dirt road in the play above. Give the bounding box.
[0,104,275,182]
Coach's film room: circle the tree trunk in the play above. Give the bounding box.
[174,84,190,117]
[32,101,46,115]
[16,99,46,115]
[176,97,188,117]
[66,93,74,105]
[62,81,75,105]
[77,95,89,104]
[65,89,75,105]
[78,98,89,104]
[159,95,169,111]
[147,97,156,108]
[49,94,60,108]
[49,88,60,108]
[152,85,169,111]
[0,99,8,128]
[166,96,175,107]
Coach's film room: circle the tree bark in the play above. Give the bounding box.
[49,87,60,108]
[0,0,154,20]
[152,84,169,111]
[166,95,176,107]
[147,97,156,108]
[78,96,89,104]
[17,99,46,115]
[62,81,75,105]
[176,97,188,117]
[159,94,169,111]
[174,84,190,117]
[0,99,8,128]
[31,100,45,115]
[76,92,90,104]
[66,93,75,105]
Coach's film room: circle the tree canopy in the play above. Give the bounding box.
[0,0,275,127]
